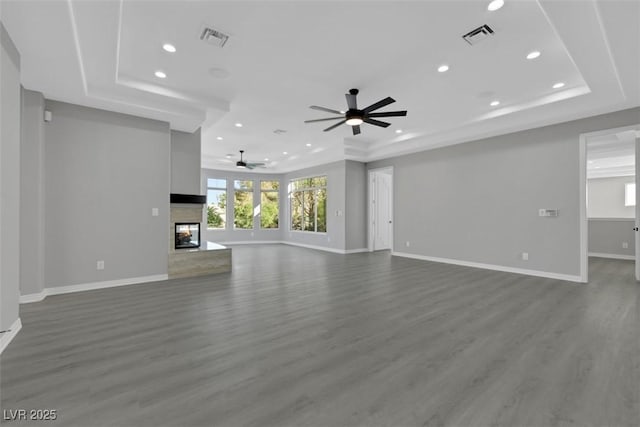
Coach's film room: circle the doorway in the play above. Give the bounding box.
[580,125,640,282]
[368,167,393,251]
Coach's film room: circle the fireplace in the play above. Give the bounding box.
[175,223,200,249]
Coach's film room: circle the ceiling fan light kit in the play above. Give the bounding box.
[305,88,407,136]
[236,150,265,170]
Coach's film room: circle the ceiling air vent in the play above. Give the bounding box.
[462,24,494,45]
[200,25,229,48]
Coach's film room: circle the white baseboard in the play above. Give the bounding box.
[392,251,584,283]
[589,252,635,260]
[282,241,347,254]
[19,290,47,303]
[0,318,22,355]
[345,248,369,254]
[219,240,282,245]
[20,274,168,304]
[218,240,368,255]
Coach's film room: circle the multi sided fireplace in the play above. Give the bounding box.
[175,223,200,249]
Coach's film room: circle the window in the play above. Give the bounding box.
[260,181,279,229]
[207,178,227,229]
[625,182,636,206]
[234,180,254,229]
[289,176,327,232]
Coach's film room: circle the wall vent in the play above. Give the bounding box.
[462,24,494,45]
[200,25,229,48]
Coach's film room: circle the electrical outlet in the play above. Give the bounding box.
[406,241,410,247]
[521,252,529,261]
[622,242,629,249]
[97,260,105,270]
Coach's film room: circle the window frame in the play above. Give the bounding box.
[289,175,327,234]
[260,180,280,230]
[233,179,255,230]
[625,182,636,207]
[206,178,228,230]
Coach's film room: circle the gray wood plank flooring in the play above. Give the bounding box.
[1,246,638,426]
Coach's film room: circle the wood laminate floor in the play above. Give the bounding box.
[1,246,638,427]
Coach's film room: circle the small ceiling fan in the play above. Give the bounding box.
[305,88,407,136]
[236,150,265,170]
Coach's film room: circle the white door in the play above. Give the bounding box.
[373,171,392,250]
[635,136,640,281]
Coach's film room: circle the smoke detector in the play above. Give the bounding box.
[199,24,229,48]
[462,24,494,45]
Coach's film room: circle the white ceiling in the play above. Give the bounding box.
[2,0,639,173]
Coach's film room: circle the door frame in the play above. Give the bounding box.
[579,124,640,283]
[368,167,394,252]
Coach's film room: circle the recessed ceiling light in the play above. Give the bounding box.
[306,143,312,147]
[395,129,403,134]
[283,151,288,155]
[437,65,449,73]
[154,70,167,79]
[208,67,230,79]
[235,123,243,128]
[225,155,232,159]
[162,43,176,53]
[526,51,541,60]
[588,160,594,164]
[490,100,500,107]
[595,166,601,169]
[552,82,565,89]
[487,0,504,11]
[264,158,269,161]
[216,136,223,140]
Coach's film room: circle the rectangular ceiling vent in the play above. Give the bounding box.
[200,25,229,48]
[462,24,494,45]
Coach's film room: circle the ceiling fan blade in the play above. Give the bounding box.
[352,125,361,136]
[247,162,265,167]
[363,117,391,128]
[367,110,407,118]
[310,105,342,115]
[324,120,347,132]
[345,93,357,110]
[304,117,345,123]
[362,97,395,113]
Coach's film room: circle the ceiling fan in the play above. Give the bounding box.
[305,88,407,136]
[236,150,265,170]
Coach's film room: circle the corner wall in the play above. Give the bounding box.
[43,101,171,288]
[368,107,640,279]
[20,89,45,297]
[0,21,22,341]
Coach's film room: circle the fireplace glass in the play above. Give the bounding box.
[175,223,200,249]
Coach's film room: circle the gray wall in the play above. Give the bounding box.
[283,161,347,251]
[201,168,284,243]
[0,21,21,330]
[43,101,170,288]
[368,107,640,277]
[587,176,635,218]
[588,218,634,257]
[171,129,201,195]
[345,160,367,250]
[20,89,45,296]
